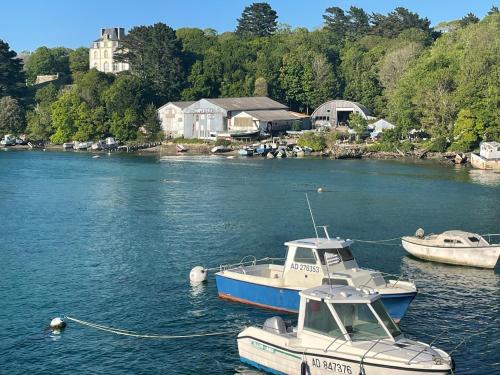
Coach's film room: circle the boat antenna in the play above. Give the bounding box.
[306,193,319,239]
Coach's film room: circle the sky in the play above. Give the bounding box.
[1,0,497,52]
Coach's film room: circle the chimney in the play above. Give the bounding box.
[101,28,105,37]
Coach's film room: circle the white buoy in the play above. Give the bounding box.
[50,317,66,331]
[317,187,324,193]
[189,266,208,283]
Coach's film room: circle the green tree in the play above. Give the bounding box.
[370,7,432,39]
[109,108,139,141]
[26,83,60,140]
[0,39,25,97]
[459,13,480,27]
[142,104,162,141]
[450,109,484,151]
[116,23,185,104]
[74,69,114,108]
[0,96,25,134]
[102,74,146,116]
[236,2,278,37]
[280,46,338,113]
[323,7,348,43]
[24,47,70,84]
[69,47,89,75]
[348,112,368,140]
[253,76,268,96]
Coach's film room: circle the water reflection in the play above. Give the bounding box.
[468,169,500,187]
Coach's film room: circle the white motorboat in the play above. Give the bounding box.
[402,229,500,269]
[216,227,417,322]
[176,144,188,152]
[1,134,16,146]
[211,145,232,153]
[238,285,453,375]
[62,142,73,150]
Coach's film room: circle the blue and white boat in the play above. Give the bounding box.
[238,147,254,156]
[216,229,417,322]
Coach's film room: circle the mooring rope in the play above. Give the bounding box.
[65,316,241,339]
[352,237,402,244]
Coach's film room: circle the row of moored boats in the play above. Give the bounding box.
[190,225,499,374]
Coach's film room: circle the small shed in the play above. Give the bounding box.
[479,142,500,160]
[157,101,195,138]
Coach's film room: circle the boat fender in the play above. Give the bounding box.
[50,317,66,331]
[189,266,208,283]
[317,187,324,193]
[415,228,425,238]
[300,360,310,375]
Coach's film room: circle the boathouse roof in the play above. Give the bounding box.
[205,97,287,111]
[240,109,305,121]
[301,285,379,303]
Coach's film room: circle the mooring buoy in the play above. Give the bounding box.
[50,317,66,331]
[189,266,208,283]
[317,187,324,193]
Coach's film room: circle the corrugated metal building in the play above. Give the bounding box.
[158,97,309,139]
[311,100,373,128]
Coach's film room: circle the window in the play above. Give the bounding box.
[371,300,401,339]
[113,63,118,71]
[94,51,98,59]
[103,62,109,72]
[333,302,391,341]
[304,299,342,338]
[316,248,354,265]
[294,247,317,264]
[323,278,348,286]
[468,237,480,243]
[104,50,108,58]
[444,239,453,244]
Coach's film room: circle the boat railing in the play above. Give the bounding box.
[379,272,415,289]
[406,328,457,365]
[219,256,286,272]
[324,331,350,352]
[482,233,500,244]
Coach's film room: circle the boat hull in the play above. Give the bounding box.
[238,336,451,375]
[402,238,500,269]
[215,274,415,322]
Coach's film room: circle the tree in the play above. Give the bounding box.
[0,96,25,134]
[280,46,338,113]
[24,47,70,84]
[323,7,348,43]
[115,23,185,105]
[459,13,480,27]
[102,74,146,116]
[142,104,162,141]
[379,42,423,91]
[236,2,278,37]
[487,6,499,16]
[253,77,268,96]
[346,7,370,39]
[109,108,139,141]
[69,47,89,75]
[50,91,81,143]
[451,109,483,151]
[74,69,114,108]
[0,39,25,97]
[26,83,60,140]
[348,112,368,141]
[370,7,432,39]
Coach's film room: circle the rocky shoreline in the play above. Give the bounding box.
[3,142,469,165]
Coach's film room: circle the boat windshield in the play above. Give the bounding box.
[332,302,393,341]
[371,299,401,339]
[303,299,343,339]
[316,248,354,264]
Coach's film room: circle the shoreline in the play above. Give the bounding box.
[2,142,468,165]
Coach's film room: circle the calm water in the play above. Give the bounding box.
[0,150,499,375]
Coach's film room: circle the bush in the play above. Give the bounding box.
[426,136,448,152]
[215,138,231,147]
[297,133,326,151]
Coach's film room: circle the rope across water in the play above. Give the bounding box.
[65,316,241,339]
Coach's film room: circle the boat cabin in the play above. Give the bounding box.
[282,236,382,288]
[433,231,490,247]
[296,285,402,344]
[479,141,500,160]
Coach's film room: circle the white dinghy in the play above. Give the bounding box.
[402,229,500,269]
[238,285,454,375]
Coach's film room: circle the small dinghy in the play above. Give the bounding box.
[211,145,232,153]
[238,147,254,156]
[238,285,454,375]
[402,229,500,269]
[176,144,188,153]
[216,227,417,322]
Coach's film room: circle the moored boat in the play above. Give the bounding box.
[211,145,232,153]
[238,147,254,156]
[238,285,454,375]
[176,144,188,152]
[62,142,74,150]
[1,134,16,146]
[215,228,417,322]
[402,229,500,269]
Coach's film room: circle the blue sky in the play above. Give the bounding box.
[1,0,497,52]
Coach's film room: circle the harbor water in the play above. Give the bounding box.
[0,150,498,375]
